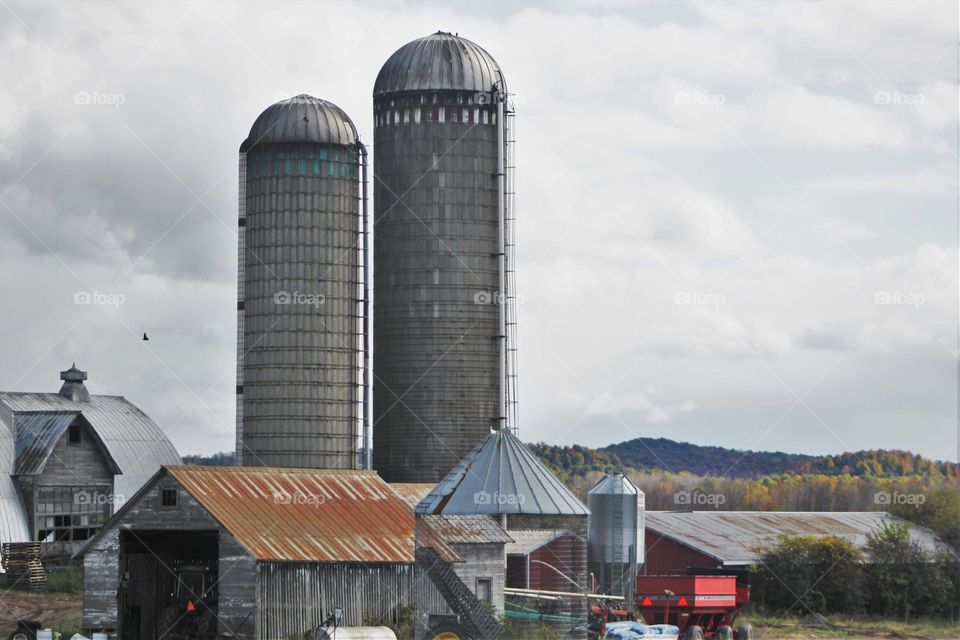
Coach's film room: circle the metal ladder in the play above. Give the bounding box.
[417,547,505,639]
[503,100,520,435]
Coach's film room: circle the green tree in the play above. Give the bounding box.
[755,535,864,615]
[863,522,943,619]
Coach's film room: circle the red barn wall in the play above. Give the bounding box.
[527,534,588,592]
[643,530,722,575]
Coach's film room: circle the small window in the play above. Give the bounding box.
[476,578,492,604]
[68,424,82,445]
[161,488,178,508]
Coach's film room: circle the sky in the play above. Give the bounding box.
[0,0,957,462]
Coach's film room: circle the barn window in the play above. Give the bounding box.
[35,485,110,542]
[476,578,492,603]
[68,424,82,445]
[161,488,178,508]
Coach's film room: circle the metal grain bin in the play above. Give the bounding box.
[372,32,509,482]
[588,473,644,604]
[236,95,369,469]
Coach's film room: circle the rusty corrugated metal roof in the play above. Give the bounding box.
[391,483,438,509]
[646,511,951,565]
[168,466,420,563]
[423,515,514,545]
[391,483,513,545]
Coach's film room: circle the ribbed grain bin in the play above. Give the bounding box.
[588,473,644,604]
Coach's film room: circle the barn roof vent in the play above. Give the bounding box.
[58,364,90,402]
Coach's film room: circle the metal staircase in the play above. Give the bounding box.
[417,547,505,639]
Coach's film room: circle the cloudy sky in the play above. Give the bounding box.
[1,1,957,462]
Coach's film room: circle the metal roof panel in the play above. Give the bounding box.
[169,466,424,563]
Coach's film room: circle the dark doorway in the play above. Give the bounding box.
[119,530,218,640]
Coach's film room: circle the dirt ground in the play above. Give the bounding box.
[0,590,81,636]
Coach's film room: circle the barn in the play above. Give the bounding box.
[643,511,951,575]
[0,365,180,552]
[79,466,461,640]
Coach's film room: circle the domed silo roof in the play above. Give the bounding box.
[374,31,505,96]
[240,94,358,152]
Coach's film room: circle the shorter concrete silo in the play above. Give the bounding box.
[588,473,644,605]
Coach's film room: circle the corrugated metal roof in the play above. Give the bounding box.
[505,530,573,556]
[374,31,505,96]
[13,412,78,474]
[392,483,512,545]
[168,466,422,563]
[391,483,438,509]
[0,392,181,507]
[646,511,951,565]
[422,515,514,545]
[0,407,30,545]
[240,95,358,152]
[415,429,589,517]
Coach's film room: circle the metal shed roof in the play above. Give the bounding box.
[392,483,513,545]
[168,466,434,563]
[374,31,505,96]
[240,94,358,152]
[415,429,588,517]
[505,530,574,556]
[0,392,180,508]
[646,511,951,565]
[13,412,119,476]
[0,408,30,545]
[421,515,514,545]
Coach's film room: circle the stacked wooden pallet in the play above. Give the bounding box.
[1,542,46,591]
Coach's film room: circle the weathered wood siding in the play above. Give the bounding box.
[38,421,115,488]
[82,474,256,638]
[257,562,437,640]
[450,542,506,616]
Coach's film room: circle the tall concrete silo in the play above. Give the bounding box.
[588,473,644,604]
[372,32,515,483]
[236,95,370,469]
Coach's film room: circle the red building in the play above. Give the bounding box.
[643,511,951,575]
[506,530,587,592]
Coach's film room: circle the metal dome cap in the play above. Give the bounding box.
[240,94,358,152]
[589,472,641,496]
[374,31,506,96]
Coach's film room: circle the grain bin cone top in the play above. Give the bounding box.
[589,472,640,496]
[415,429,589,516]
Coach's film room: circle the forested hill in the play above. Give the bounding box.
[528,437,959,480]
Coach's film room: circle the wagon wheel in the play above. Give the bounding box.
[717,625,734,640]
[735,622,754,640]
[684,625,705,640]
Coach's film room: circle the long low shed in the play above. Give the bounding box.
[79,466,455,640]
